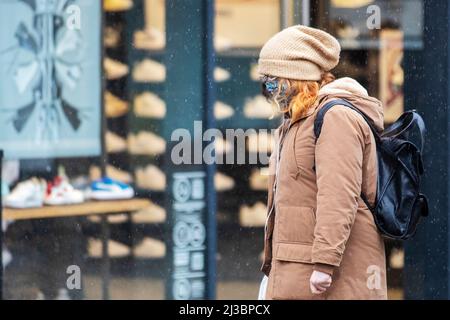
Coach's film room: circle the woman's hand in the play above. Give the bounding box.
[310,270,332,294]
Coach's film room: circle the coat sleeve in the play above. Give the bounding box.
[312,106,367,274]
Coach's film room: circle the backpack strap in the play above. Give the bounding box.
[313,98,378,212]
[314,99,381,142]
[412,112,426,153]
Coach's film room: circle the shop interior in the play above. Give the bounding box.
[0,0,422,299]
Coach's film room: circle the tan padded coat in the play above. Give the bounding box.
[262,78,388,300]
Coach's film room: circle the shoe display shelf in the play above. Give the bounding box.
[1,198,151,300]
[87,8,136,264]
[123,0,167,264]
[212,51,281,280]
[214,54,280,229]
[123,1,278,273]
[104,10,131,180]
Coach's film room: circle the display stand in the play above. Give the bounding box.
[0,199,150,300]
[3,199,151,221]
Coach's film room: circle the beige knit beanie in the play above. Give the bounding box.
[258,25,341,81]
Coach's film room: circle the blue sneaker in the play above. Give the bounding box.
[87,177,134,200]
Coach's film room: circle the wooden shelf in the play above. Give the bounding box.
[2,198,151,221]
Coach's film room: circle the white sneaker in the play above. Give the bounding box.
[215,36,233,52]
[90,165,133,184]
[134,92,166,119]
[249,167,270,191]
[56,288,71,300]
[132,59,166,82]
[5,178,46,208]
[108,214,129,224]
[244,95,274,119]
[131,203,166,224]
[390,248,404,269]
[104,0,134,12]
[133,27,165,50]
[331,0,374,9]
[215,101,234,120]
[104,57,129,80]
[249,63,261,81]
[104,26,121,48]
[107,166,133,184]
[3,248,12,269]
[105,91,129,118]
[86,177,134,201]
[45,178,84,206]
[214,67,231,82]
[69,175,90,191]
[135,165,166,191]
[88,238,130,258]
[133,237,166,259]
[105,131,127,153]
[215,172,235,191]
[239,202,268,227]
[336,25,360,40]
[87,214,129,224]
[247,132,274,153]
[128,131,166,156]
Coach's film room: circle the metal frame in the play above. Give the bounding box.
[204,0,217,299]
[291,0,310,26]
[164,0,217,300]
[301,0,310,26]
[280,0,290,29]
[99,0,112,301]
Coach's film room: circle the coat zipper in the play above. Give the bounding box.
[264,120,290,239]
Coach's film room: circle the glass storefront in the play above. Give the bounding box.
[0,0,429,300]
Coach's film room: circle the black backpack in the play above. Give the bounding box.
[314,99,428,240]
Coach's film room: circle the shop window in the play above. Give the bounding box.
[214,0,287,300]
[0,0,426,301]
[1,0,168,300]
[312,0,425,300]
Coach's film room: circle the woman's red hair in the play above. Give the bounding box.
[276,72,335,122]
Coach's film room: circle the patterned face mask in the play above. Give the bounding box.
[261,75,280,99]
[261,75,291,112]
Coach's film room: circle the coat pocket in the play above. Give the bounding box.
[274,242,313,263]
[276,206,315,244]
[270,243,322,300]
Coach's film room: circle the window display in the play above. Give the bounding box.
[0,0,102,159]
[326,0,423,49]
[379,29,404,123]
[0,0,441,303]
[215,0,280,49]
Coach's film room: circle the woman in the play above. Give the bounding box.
[258,25,387,300]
